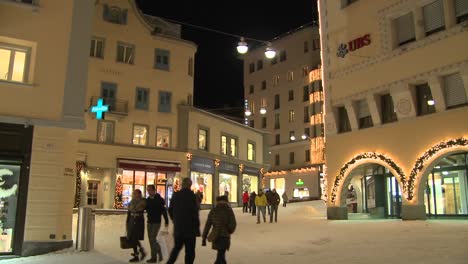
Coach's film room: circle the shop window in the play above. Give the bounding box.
[415,83,436,116]
[249,85,254,94]
[303,85,309,102]
[357,99,373,129]
[156,128,170,148]
[293,188,310,198]
[289,110,295,123]
[247,142,255,161]
[188,57,193,76]
[288,90,294,101]
[423,0,445,36]
[117,42,134,64]
[455,0,468,23]
[97,120,114,143]
[380,94,397,124]
[337,106,351,133]
[287,71,294,81]
[304,106,310,123]
[90,37,105,58]
[262,80,267,90]
[158,91,172,113]
[304,41,309,53]
[0,164,21,253]
[275,134,280,145]
[132,124,148,145]
[191,172,213,204]
[135,87,149,110]
[198,128,208,150]
[243,175,259,193]
[289,152,295,164]
[249,63,255,73]
[262,117,267,128]
[0,44,30,83]
[103,4,128,25]
[155,49,170,71]
[280,50,287,62]
[219,173,238,203]
[274,113,280,129]
[394,12,416,47]
[274,94,280,109]
[87,181,99,206]
[257,59,263,70]
[305,150,311,162]
[275,154,280,166]
[443,72,467,109]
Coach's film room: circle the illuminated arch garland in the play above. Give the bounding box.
[407,137,468,200]
[330,152,406,204]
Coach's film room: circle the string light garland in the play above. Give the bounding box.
[330,152,406,204]
[74,161,85,208]
[407,137,468,200]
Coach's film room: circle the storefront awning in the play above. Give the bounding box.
[117,158,181,172]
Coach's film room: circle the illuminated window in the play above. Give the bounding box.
[221,135,237,157]
[287,71,294,81]
[156,127,170,148]
[0,44,30,83]
[230,138,237,157]
[117,42,134,64]
[289,110,295,122]
[221,136,227,155]
[90,37,105,58]
[97,121,114,143]
[247,142,255,161]
[198,128,208,150]
[132,124,148,145]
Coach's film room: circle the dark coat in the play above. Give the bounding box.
[270,192,281,206]
[146,193,169,224]
[249,193,256,206]
[126,198,146,242]
[202,202,236,250]
[168,188,200,237]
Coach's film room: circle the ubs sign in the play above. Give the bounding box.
[336,34,371,58]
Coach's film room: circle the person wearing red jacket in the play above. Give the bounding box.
[242,191,249,213]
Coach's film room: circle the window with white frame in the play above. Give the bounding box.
[0,44,30,83]
[155,49,170,70]
[230,138,237,157]
[287,71,294,81]
[90,38,104,58]
[117,42,134,64]
[443,72,467,108]
[158,91,172,113]
[247,142,255,161]
[394,12,416,46]
[97,121,114,143]
[423,0,445,36]
[221,135,227,155]
[156,128,170,148]
[198,128,208,150]
[455,0,468,23]
[132,124,148,145]
[221,135,238,157]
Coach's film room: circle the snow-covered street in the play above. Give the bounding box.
[3,201,468,264]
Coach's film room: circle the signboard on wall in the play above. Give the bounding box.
[243,166,259,175]
[337,34,371,58]
[219,161,239,175]
[191,156,215,174]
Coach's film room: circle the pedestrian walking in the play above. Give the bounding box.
[249,191,257,216]
[195,190,203,210]
[167,178,201,264]
[255,190,267,224]
[265,190,273,215]
[145,185,169,263]
[126,189,147,262]
[242,191,249,213]
[202,195,237,264]
[269,189,281,223]
[282,192,289,207]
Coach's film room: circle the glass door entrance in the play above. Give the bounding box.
[386,176,402,217]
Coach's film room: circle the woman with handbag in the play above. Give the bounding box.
[202,195,237,264]
[126,189,147,262]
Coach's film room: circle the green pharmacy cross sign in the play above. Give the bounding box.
[91,98,109,120]
[296,179,304,186]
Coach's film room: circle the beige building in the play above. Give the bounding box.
[76,0,268,211]
[0,0,94,256]
[243,26,325,201]
[319,0,468,220]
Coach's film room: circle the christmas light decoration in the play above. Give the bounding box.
[330,152,405,204]
[407,137,468,200]
[113,176,123,209]
[239,164,244,172]
[186,153,193,160]
[74,161,85,208]
[214,159,221,167]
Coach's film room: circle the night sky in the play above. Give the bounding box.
[137,0,318,118]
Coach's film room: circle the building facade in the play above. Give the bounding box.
[319,0,468,220]
[0,0,94,256]
[243,26,325,202]
[76,0,268,210]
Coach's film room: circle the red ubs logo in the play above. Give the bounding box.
[337,34,371,58]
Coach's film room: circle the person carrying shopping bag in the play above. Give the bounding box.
[126,189,147,262]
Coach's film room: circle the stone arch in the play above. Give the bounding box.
[330,152,406,206]
[408,138,468,204]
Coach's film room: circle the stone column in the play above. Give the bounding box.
[367,95,382,126]
[344,101,359,130]
[401,204,427,220]
[460,63,468,98]
[428,76,447,112]
[443,0,456,29]
[324,111,338,136]
[413,7,425,41]
[327,206,348,220]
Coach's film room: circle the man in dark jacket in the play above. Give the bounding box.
[265,190,273,215]
[167,178,200,264]
[249,191,257,216]
[146,185,169,263]
[269,189,281,223]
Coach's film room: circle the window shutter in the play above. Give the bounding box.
[395,12,415,44]
[120,9,128,24]
[455,0,468,17]
[423,0,445,33]
[103,4,110,20]
[443,73,467,108]
[357,99,371,118]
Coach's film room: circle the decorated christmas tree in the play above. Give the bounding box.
[173,178,180,192]
[114,176,123,209]
[74,162,85,208]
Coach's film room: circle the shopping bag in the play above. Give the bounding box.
[158,228,173,259]
[120,236,132,249]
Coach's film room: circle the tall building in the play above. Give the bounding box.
[319,0,468,220]
[76,0,268,211]
[0,0,94,256]
[243,26,324,201]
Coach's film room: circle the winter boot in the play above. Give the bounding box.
[140,248,147,261]
[129,253,139,263]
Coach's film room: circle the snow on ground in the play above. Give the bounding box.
[3,201,468,264]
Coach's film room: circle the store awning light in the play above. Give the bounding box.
[237,37,248,54]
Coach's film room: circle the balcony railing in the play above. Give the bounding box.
[90,96,128,116]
